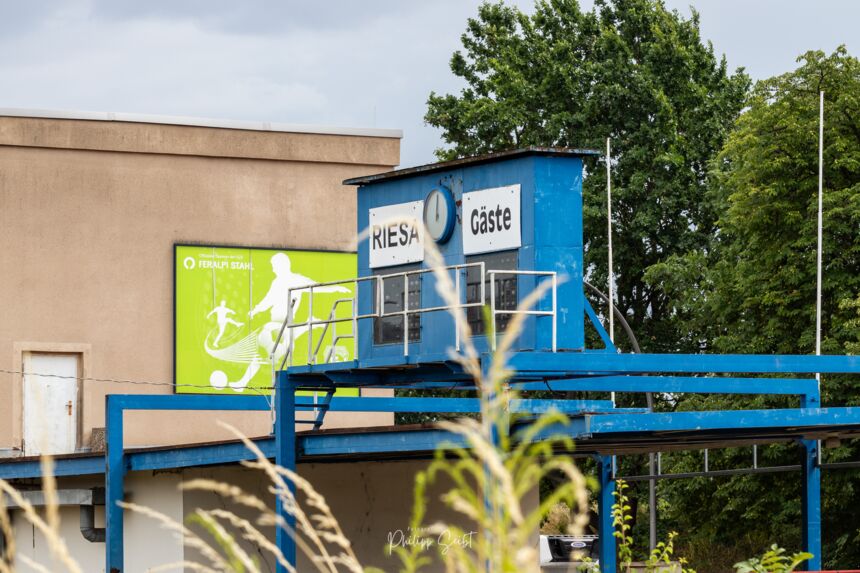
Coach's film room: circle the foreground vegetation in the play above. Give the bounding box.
[0,233,818,572]
[427,0,860,566]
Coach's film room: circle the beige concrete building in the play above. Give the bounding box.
[0,112,545,573]
[0,109,401,455]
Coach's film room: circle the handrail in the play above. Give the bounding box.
[376,262,485,356]
[311,298,355,364]
[270,262,558,368]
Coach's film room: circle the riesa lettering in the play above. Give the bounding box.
[470,205,512,236]
[372,221,420,250]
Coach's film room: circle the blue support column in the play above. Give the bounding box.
[275,371,297,572]
[482,358,499,573]
[800,388,822,571]
[801,439,822,571]
[597,455,617,573]
[105,395,125,573]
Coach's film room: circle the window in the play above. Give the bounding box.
[373,266,422,345]
[466,251,518,335]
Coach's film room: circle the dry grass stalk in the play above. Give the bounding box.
[15,555,53,573]
[379,222,591,573]
[121,423,372,573]
[117,500,233,570]
[231,429,364,573]
[0,457,83,573]
[146,560,221,573]
[0,498,15,573]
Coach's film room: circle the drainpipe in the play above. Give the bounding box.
[80,503,105,542]
[80,487,105,542]
[2,487,105,543]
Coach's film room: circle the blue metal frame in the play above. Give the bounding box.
[54,145,860,571]
[506,351,860,375]
[597,455,616,573]
[105,394,271,573]
[802,439,822,571]
[3,372,849,571]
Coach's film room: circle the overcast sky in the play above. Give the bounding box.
[0,1,856,167]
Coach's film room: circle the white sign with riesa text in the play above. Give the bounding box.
[369,201,425,268]
[462,184,521,255]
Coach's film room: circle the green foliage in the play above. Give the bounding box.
[579,479,695,573]
[648,46,860,356]
[426,0,749,354]
[647,46,860,569]
[733,544,812,573]
[613,480,635,565]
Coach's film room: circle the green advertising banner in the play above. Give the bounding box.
[175,245,358,395]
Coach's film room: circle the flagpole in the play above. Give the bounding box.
[816,91,824,387]
[607,137,615,346]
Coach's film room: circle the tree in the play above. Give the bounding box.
[426,0,750,353]
[649,47,860,568]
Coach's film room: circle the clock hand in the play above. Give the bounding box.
[435,194,439,221]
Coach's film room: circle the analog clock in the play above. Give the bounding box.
[423,186,457,243]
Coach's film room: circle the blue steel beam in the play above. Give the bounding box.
[597,455,616,573]
[530,407,860,440]
[583,299,616,352]
[0,455,105,480]
[275,373,297,573]
[300,428,465,457]
[105,395,124,573]
[109,394,270,411]
[515,375,819,396]
[129,440,276,472]
[12,405,860,481]
[298,396,618,414]
[802,439,822,570]
[506,352,860,375]
[0,400,624,481]
[105,394,271,573]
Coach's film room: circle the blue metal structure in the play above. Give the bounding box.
[4,148,855,572]
[266,148,860,572]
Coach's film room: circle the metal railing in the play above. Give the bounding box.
[270,262,559,369]
[272,275,381,370]
[377,262,486,356]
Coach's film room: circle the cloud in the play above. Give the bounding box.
[0,0,856,167]
[88,0,419,34]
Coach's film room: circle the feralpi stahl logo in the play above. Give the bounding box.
[174,246,359,396]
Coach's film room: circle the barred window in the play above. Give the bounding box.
[373,266,421,345]
[466,251,518,335]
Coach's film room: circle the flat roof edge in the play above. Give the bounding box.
[344,146,600,186]
[0,108,403,139]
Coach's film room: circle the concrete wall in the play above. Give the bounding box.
[10,471,184,573]
[182,460,539,572]
[0,115,400,453]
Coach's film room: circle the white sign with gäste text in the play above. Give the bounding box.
[462,184,521,255]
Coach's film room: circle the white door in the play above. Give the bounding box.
[23,353,80,456]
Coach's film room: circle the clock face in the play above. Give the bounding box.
[423,187,456,243]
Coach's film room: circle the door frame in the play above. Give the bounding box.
[13,342,91,454]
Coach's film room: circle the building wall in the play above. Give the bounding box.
[0,115,400,453]
[9,460,539,572]
[10,471,184,573]
[182,460,539,572]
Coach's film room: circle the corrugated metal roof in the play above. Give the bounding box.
[343,146,600,186]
